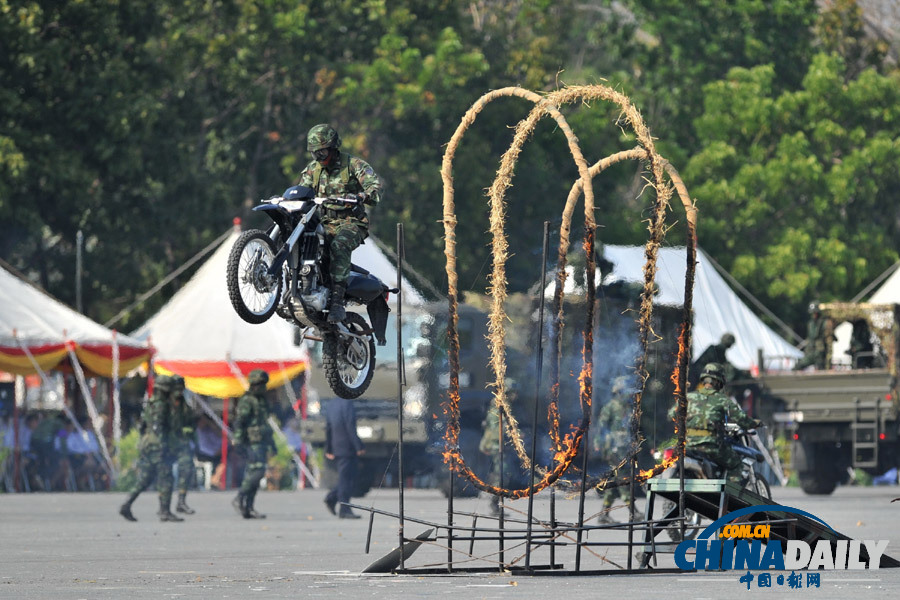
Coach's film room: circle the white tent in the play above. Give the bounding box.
[133,226,309,398]
[869,265,900,304]
[0,264,150,376]
[546,245,802,370]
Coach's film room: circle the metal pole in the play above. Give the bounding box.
[76,230,83,313]
[498,408,505,570]
[396,223,407,569]
[526,222,550,569]
[550,485,557,566]
[628,454,636,569]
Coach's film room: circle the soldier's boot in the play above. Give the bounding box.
[119,492,139,522]
[157,497,184,522]
[232,491,246,515]
[176,492,195,515]
[327,282,347,323]
[242,489,266,519]
[596,510,616,525]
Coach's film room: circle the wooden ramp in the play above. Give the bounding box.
[639,478,900,569]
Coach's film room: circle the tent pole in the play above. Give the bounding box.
[222,398,230,491]
[13,375,23,493]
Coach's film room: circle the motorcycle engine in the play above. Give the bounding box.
[301,288,329,312]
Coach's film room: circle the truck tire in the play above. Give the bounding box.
[798,472,837,495]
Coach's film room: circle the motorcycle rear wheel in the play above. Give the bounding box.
[322,312,375,399]
[226,230,282,324]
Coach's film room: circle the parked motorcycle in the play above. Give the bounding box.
[226,185,394,399]
[658,423,772,541]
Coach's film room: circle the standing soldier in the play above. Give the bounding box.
[119,375,183,522]
[296,123,384,323]
[794,303,830,370]
[169,376,197,515]
[594,376,635,523]
[675,363,761,481]
[232,369,275,519]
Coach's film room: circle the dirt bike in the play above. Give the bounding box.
[226,185,394,399]
[658,423,772,541]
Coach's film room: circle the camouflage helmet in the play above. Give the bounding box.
[720,332,736,347]
[700,362,726,386]
[248,369,269,386]
[154,374,174,393]
[306,123,341,152]
[170,375,186,392]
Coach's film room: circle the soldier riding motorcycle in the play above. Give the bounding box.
[226,124,392,399]
[660,362,770,541]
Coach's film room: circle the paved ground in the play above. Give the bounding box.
[2,484,900,598]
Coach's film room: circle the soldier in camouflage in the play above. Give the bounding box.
[794,303,830,370]
[593,376,635,523]
[478,379,518,516]
[169,376,197,515]
[232,369,276,519]
[119,375,183,522]
[675,363,761,481]
[296,123,384,323]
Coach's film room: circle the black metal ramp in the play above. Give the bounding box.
[640,477,900,569]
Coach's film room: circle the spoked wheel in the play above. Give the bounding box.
[745,472,772,499]
[322,312,376,399]
[663,500,703,541]
[226,230,282,324]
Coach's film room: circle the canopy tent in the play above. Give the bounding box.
[133,226,310,398]
[869,264,900,304]
[545,245,802,370]
[359,234,426,306]
[0,264,151,376]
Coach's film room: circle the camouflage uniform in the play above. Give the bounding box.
[296,125,383,288]
[674,364,758,481]
[593,377,633,521]
[478,403,504,515]
[119,375,183,522]
[168,376,196,514]
[794,306,829,370]
[232,370,275,519]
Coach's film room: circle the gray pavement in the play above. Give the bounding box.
[2,484,900,598]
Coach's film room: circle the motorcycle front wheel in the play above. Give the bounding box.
[226,230,283,324]
[322,312,376,399]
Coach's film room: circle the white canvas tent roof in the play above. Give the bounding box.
[869,264,900,304]
[545,245,802,370]
[0,263,150,376]
[133,227,308,365]
[0,264,147,348]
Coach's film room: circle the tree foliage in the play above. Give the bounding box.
[1,0,898,336]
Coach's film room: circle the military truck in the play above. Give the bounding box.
[300,308,433,496]
[761,302,899,494]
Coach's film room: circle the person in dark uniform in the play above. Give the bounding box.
[119,375,183,522]
[324,397,365,519]
[169,376,197,514]
[232,369,275,519]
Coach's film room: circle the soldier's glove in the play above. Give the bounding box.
[352,197,367,218]
[356,192,369,204]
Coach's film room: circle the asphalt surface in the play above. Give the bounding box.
[2,484,900,598]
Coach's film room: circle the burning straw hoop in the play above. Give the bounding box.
[440,84,698,498]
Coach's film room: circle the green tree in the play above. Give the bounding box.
[685,54,900,327]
